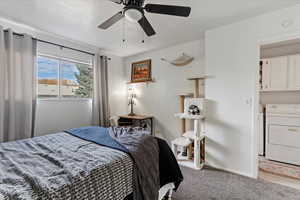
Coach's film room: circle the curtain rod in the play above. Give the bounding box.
[3,30,106,57]
[36,39,96,56]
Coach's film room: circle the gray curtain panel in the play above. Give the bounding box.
[92,55,110,127]
[0,27,37,142]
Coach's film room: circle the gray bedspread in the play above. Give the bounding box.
[0,133,133,200]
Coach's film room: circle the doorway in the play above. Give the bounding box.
[256,38,300,190]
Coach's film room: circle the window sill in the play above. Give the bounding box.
[37,98,92,102]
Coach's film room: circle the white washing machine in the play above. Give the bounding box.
[266,104,300,166]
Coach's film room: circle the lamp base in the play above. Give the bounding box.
[128,112,136,116]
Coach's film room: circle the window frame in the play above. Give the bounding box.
[37,53,94,101]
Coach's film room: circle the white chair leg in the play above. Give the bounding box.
[168,189,173,200]
[172,143,177,159]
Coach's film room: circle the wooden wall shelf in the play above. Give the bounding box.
[126,79,155,84]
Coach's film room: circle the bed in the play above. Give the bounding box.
[0,127,182,200]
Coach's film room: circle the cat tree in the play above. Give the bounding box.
[172,77,206,170]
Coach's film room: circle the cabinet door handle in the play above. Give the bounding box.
[288,129,298,132]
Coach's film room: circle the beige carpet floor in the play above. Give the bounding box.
[173,166,300,200]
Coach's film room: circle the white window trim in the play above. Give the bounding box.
[38,98,92,102]
[37,54,94,101]
[39,53,93,66]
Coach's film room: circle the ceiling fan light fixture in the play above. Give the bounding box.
[125,8,143,22]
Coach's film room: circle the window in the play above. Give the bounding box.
[37,57,59,98]
[37,55,93,99]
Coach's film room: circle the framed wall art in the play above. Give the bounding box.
[131,59,152,83]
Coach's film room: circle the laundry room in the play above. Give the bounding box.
[258,38,300,189]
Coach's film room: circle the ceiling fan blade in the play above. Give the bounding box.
[98,11,124,29]
[138,16,156,36]
[109,0,123,4]
[144,4,191,17]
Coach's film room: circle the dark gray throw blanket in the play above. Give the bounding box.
[109,127,160,200]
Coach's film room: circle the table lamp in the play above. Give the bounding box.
[128,87,137,116]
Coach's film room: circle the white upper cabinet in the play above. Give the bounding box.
[289,54,300,90]
[261,56,288,91]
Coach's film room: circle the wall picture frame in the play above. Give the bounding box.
[131,59,152,83]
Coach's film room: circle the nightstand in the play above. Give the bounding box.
[118,115,154,136]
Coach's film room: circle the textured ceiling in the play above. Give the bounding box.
[0,0,299,56]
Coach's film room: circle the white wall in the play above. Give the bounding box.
[0,17,126,136]
[205,3,300,178]
[107,54,127,118]
[124,40,205,141]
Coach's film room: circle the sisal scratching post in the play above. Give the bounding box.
[195,79,200,98]
[178,93,193,134]
[188,77,206,98]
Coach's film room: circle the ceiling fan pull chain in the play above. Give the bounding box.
[142,29,145,43]
[141,19,145,43]
[142,15,147,43]
[122,18,126,43]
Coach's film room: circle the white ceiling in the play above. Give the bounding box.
[0,0,300,57]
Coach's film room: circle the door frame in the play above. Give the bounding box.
[252,30,300,178]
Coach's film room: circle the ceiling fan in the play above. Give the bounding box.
[98,0,191,37]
